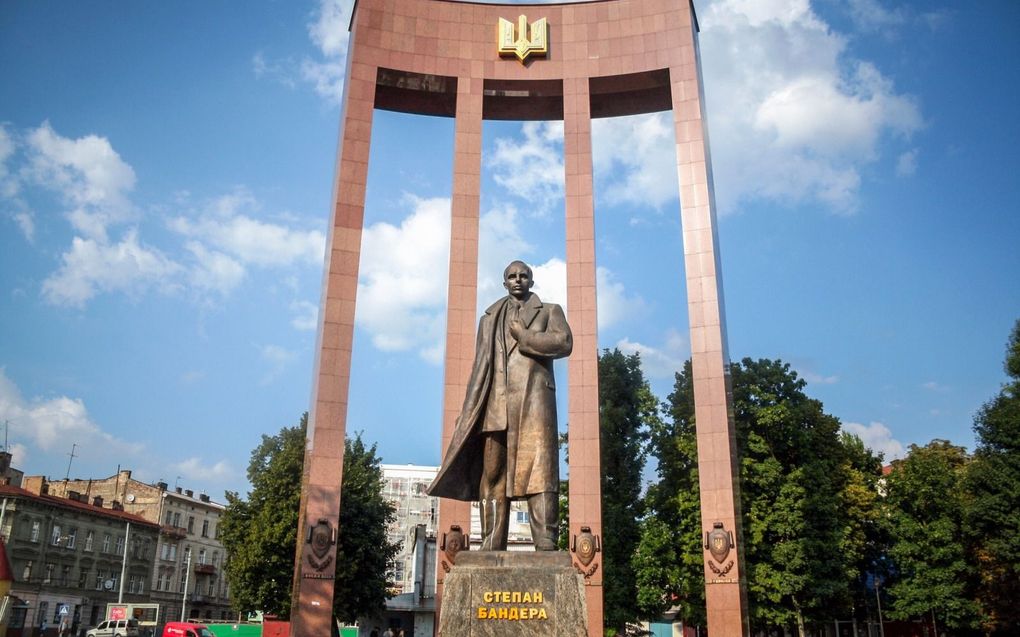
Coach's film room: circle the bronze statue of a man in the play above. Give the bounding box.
[428,260,572,550]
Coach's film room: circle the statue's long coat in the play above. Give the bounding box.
[428,293,572,501]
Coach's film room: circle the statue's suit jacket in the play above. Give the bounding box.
[428,292,572,501]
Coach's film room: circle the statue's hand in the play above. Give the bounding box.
[508,319,525,340]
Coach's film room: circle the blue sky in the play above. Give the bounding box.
[1,0,1017,499]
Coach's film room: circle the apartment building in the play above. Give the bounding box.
[26,471,231,623]
[0,482,159,634]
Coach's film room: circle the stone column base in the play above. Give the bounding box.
[438,551,588,637]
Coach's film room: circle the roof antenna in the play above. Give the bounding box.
[65,443,78,480]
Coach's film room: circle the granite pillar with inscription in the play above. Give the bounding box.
[295,2,748,636]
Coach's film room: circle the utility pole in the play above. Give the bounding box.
[180,548,192,621]
[65,443,78,480]
[118,522,131,603]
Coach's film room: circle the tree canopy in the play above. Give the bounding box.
[964,319,1020,633]
[597,349,656,634]
[219,414,398,623]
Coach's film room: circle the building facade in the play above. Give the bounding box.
[0,483,159,635]
[24,471,231,624]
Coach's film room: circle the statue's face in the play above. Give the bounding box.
[503,262,534,299]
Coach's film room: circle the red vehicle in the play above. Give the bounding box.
[161,622,215,637]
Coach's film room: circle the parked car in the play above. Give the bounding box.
[87,619,140,637]
[162,622,215,637]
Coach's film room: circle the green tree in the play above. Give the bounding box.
[639,358,860,635]
[220,415,399,622]
[732,359,848,635]
[836,432,887,622]
[882,440,979,632]
[221,415,306,616]
[635,360,704,625]
[332,434,400,623]
[597,349,655,634]
[965,319,1020,633]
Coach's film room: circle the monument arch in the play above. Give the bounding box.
[293,1,748,635]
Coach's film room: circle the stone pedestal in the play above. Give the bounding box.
[438,551,588,637]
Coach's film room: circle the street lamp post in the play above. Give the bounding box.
[118,522,131,604]
[180,549,191,622]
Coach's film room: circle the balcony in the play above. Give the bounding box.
[194,563,216,575]
[161,525,187,540]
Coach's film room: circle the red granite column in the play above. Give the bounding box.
[290,54,376,637]
[670,15,751,637]
[563,75,604,637]
[435,75,483,630]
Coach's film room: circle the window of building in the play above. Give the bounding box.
[21,560,32,581]
[115,535,125,555]
[50,524,62,546]
[43,563,54,584]
[172,512,181,527]
[95,569,106,591]
[179,574,186,593]
[187,516,195,534]
[78,567,89,589]
[60,565,71,587]
[36,603,48,629]
[165,510,173,526]
[516,511,530,524]
[201,520,209,537]
[66,527,77,549]
[198,549,206,565]
[29,520,40,542]
[102,533,111,553]
[84,530,94,552]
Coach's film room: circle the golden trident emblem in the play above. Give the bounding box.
[497,15,548,62]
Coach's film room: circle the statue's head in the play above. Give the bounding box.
[503,260,534,300]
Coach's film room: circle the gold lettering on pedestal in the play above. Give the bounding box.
[476,590,548,621]
[497,15,548,62]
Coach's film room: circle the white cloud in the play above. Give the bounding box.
[259,344,298,385]
[356,196,452,361]
[169,189,325,268]
[171,457,235,485]
[699,0,923,213]
[24,121,136,241]
[42,231,182,307]
[290,300,320,331]
[592,113,679,211]
[0,367,143,457]
[0,124,18,198]
[843,420,905,460]
[8,443,28,469]
[799,370,840,385]
[615,329,689,379]
[477,205,535,302]
[531,258,567,307]
[596,266,648,330]
[183,241,246,295]
[896,148,918,176]
[846,0,906,33]
[487,121,564,213]
[921,380,949,392]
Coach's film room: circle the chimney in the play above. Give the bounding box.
[199,493,210,503]
[40,483,49,495]
[175,487,183,494]
[68,490,81,501]
[156,481,168,491]
[0,451,11,474]
[111,501,123,511]
[93,496,104,507]
[184,489,193,498]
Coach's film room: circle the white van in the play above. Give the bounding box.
[86,619,140,637]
